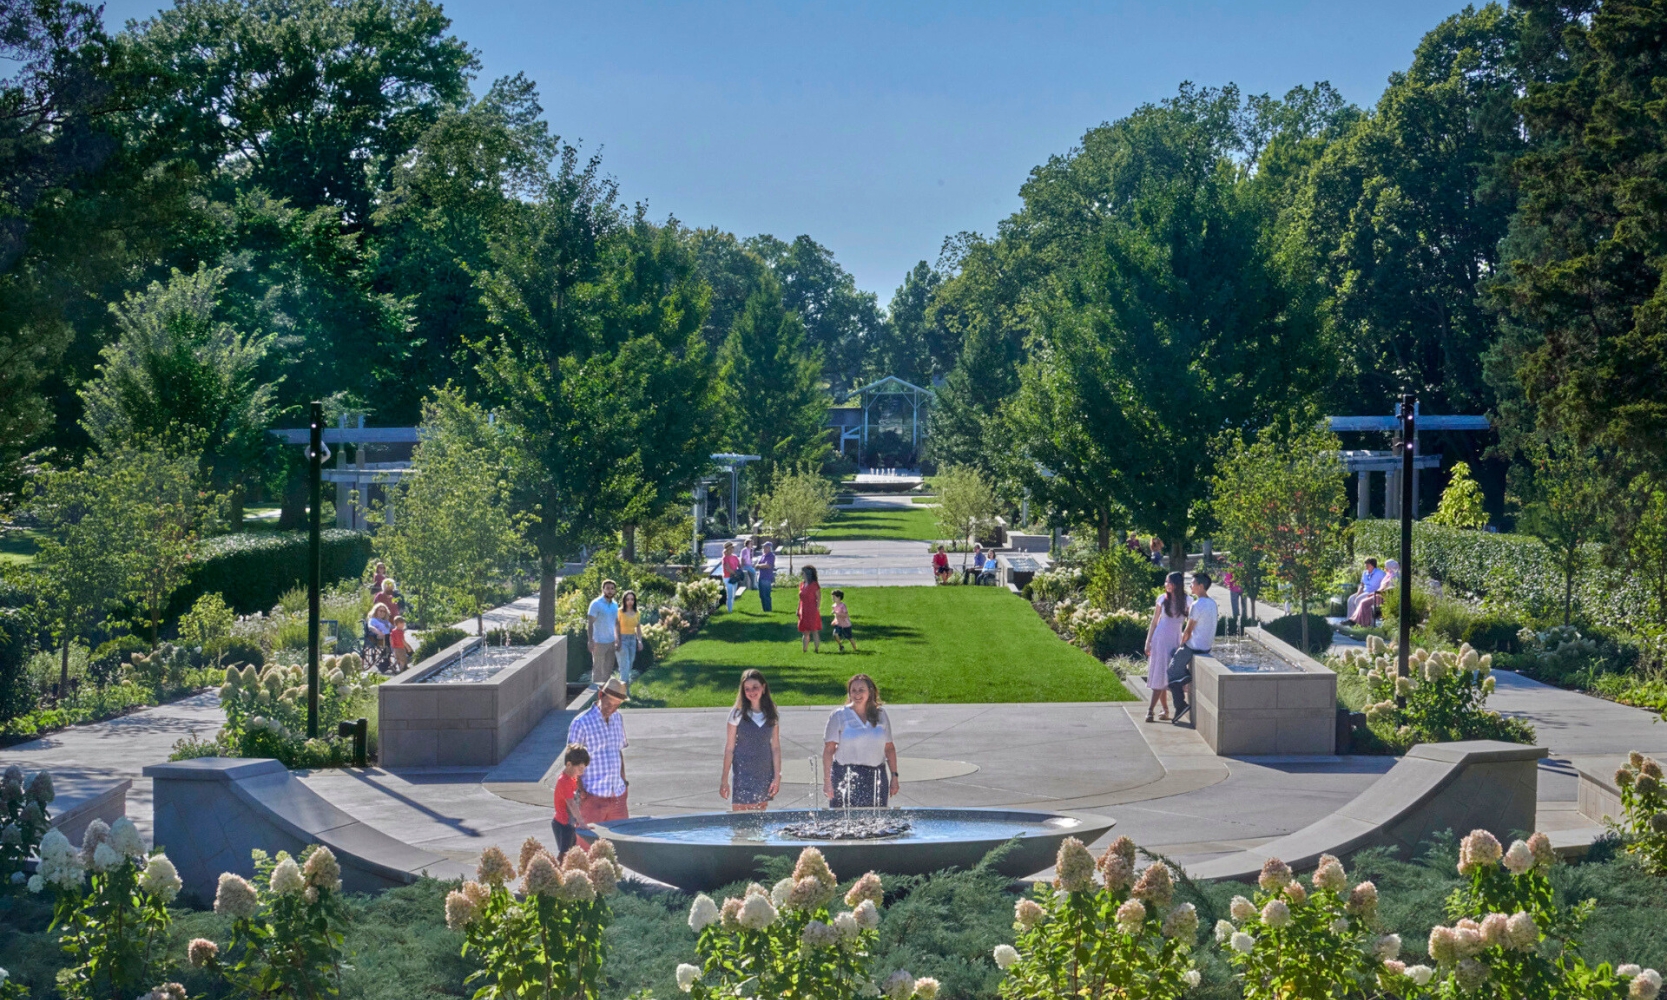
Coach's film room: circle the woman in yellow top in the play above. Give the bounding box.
[617,591,643,695]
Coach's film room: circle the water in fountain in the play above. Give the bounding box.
[777,757,913,841]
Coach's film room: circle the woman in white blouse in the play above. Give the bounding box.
[822,673,899,807]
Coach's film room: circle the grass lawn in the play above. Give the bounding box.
[813,506,942,541]
[0,528,40,565]
[631,586,1134,707]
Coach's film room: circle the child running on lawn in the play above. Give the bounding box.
[830,590,857,652]
[552,743,593,855]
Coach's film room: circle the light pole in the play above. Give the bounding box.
[1396,393,1415,709]
[306,401,325,738]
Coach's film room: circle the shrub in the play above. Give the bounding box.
[675,579,724,622]
[177,592,236,648]
[1263,613,1334,655]
[446,838,625,999]
[202,636,265,669]
[1061,606,1149,659]
[1028,569,1078,604]
[1334,636,1537,751]
[0,765,53,892]
[635,572,678,601]
[558,552,640,600]
[127,643,196,690]
[1381,584,1433,628]
[191,845,350,998]
[1085,545,1165,613]
[165,529,372,619]
[210,654,380,768]
[414,628,469,664]
[30,818,181,1000]
[1614,752,1667,875]
[483,622,552,647]
[995,836,1198,997]
[678,847,922,1000]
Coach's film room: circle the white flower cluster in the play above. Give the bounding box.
[1341,641,1497,723]
[1618,965,1664,1000]
[31,829,83,892]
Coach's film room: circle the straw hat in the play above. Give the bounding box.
[598,677,630,702]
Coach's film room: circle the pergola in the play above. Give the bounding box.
[853,375,935,461]
[1327,405,1490,519]
[271,416,418,530]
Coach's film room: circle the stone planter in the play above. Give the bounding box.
[377,634,567,768]
[1192,627,1338,755]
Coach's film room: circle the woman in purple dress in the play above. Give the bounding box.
[1144,571,1187,722]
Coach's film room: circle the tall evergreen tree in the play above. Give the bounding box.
[718,275,830,485]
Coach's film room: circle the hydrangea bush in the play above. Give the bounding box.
[1220,852,1414,999]
[1415,829,1659,1000]
[191,845,350,998]
[444,837,626,999]
[30,818,182,1000]
[1332,637,1535,750]
[1614,752,1667,874]
[0,764,53,891]
[993,836,1200,998]
[678,847,935,1000]
[198,654,381,766]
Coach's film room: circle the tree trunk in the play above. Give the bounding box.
[277,471,309,530]
[538,554,558,633]
[623,524,636,563]
[1169,538,1185,572]
[1096,511,1111,551]
[59,636,70,701]
[1299,589,1310,654]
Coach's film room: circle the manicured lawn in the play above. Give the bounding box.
[813,506,942,541]
[631,586,1134,707]
[0,528,40,565]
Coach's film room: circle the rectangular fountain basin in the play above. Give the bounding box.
[1192,628,1337,755]
[378,634,567,768]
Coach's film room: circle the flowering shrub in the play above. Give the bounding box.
[1415,828,1659,1000]
[1332,637,1535,751]
[445,837,626,999]
[993,836,1200,998]
[1612,752,1667,874]
[30,818,181,1000]
[0,765,53,891]
[195,654,382,766]
[640,622,681,660]
[191,845,349,998]
[0,967,28,1000]
[1052,603,1148,659]
[1029,568,1078,604]
[1219,852,1412,999]
[674,580,724,622]
[677,847,926,1000]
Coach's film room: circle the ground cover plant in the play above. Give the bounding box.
[628,586,1133,706]
[812,508,942,542]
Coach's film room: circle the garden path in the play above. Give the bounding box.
[703,537,937,587]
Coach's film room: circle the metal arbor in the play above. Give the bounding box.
[853,376,935,466]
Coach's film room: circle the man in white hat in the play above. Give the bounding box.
[565,677,631,823]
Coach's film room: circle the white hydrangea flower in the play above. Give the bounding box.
[675,963,701,993]
[882,969,915,1000]
[854,899,881,930]
[771,877,796,907]
[738,893,777,930]
[1231,931,1256,953]
[1622,965,1644,978]
[1502,840,1534,875]
[913,977,940,999]
[270,857,305,896]
[91,842,121,873]
[140,855,182,903]
[26,874,43,893]
[1260,899,1291,929]
[835,911,861,941]
[1634,969,1663,1000]
[1376,934,1401,960]
[1229,895,1256,922]
[109,818,145,858]
[1407,965,1434,986]
[1183,969,1201,987]
[1215,919,1236,943]
[993,944,1020,969]
[688,893,719,932]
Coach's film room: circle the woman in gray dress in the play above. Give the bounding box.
[719,669,781,811]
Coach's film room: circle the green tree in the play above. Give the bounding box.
[1496,0,1667,476]
[1212,425,1348,652]
[744,234,883,393]
[869,261,947,386]
[79,267,278,523]
[718,275,830,486]
[376,388,527,632]
[1614,474,1667,634]
[31,459,126,695]
[934,464,998,570]
[1429,461,1490,530]
[1507,439,1608,625]
[759,470,835,574]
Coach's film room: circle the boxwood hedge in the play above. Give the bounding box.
[165,529,372,619]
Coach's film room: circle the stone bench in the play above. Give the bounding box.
[44,771,131,847]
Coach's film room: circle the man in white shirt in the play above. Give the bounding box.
[1347,559,1385,619]
[587,579,620,686]
[1166,572,1219,726]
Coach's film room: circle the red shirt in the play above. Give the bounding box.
[390,626,406,649]
[932,552,949,570]
[553,772,579,825]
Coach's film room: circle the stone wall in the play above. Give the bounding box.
[1193,628,1338,756]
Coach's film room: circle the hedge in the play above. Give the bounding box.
[1353,520,1630,632]
[166,529,373,620]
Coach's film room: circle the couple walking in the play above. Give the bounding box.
[1143,571,1219,724]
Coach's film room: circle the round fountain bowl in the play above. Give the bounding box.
[590,808,1115,890]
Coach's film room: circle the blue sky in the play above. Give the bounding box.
[101,0,1470,300]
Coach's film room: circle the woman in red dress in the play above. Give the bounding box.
[797,565,823,653]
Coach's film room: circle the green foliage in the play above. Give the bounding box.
[413,629,469,665]
[995,837,1198,998]
[1429,461,1491,530]
[374,388,528,629]
[1219,853,1390,1000]
[446,839,626,1000]
[1508,439,1609,626]
[33,819,180,1000]
[1336,637,1536,751]
[1426,599,1522,654]
[682,848,898,1000]
[201,637,265,670]
[213,655,379,761]
[1054,604,1149,660]
[167,529,371,619]
[1613,753,1667,877]
[717,274,831,485]
[176,593,234,649]
[0,765,53,893]
[760,471,836,572]
[933,465,998,551]
[559,553,646,603]
[1084,545,1165,613]
[1262,614,1334,655]
[192,845,351,999]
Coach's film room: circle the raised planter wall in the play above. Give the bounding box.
[377,635,566,768]
[1194,627,1338,756]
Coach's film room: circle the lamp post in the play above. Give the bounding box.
[306,401,325,738]
[1396,393,1415,709]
